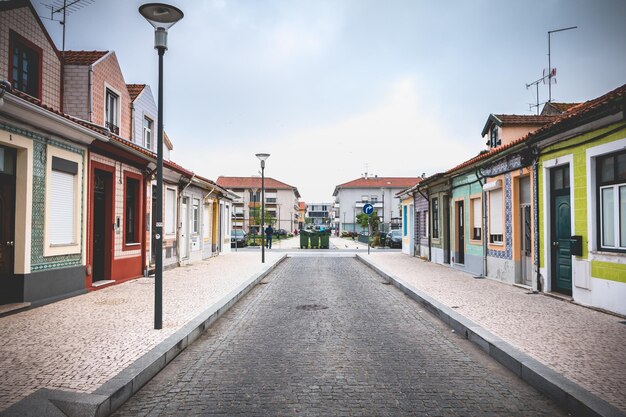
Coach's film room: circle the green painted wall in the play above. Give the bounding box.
[538,122,626,283]
[451,172,483,257]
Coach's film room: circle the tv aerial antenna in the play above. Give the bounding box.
[39,0,96,52]
[525,26,577,114]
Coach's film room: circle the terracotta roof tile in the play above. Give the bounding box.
[63,51,108,65]
[449,83,626,174]
[550,102,580,112]
[494,114,559,125]
[298,202,307,210]
[127,84,145,101]
[216,176,298,191]
[336,177,422,189]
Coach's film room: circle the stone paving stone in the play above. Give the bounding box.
[366,253,626,413]
[113,257,566,417]
[0,252,280,412]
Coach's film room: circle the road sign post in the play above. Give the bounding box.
[362,204,374,255]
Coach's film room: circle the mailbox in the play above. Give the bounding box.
[571,235,583,256]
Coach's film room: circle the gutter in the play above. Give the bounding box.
[474,168,488,278]
[88,65,93,122]
[2,92,109,145]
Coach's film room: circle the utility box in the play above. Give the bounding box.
[571,235,583,256]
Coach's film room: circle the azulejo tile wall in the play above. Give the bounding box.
[30,133,85,272]
[487,173,513,260]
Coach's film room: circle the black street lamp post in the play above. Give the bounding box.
[139,3,183,330]
[256,153,270,263]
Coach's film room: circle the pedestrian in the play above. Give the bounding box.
[265,224,274,249]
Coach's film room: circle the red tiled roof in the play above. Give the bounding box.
[127,84,145,101]
[63,51,108,65]
[336,177,422,189]
[494,114,558,125]
[448,83,626,174]
[298,202,307,210]
[216,176,298,191]
[550,102,580,112]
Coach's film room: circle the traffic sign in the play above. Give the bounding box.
[362,203,374,215]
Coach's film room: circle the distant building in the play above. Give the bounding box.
[217,177,300,233]
[306,203,331,226]
[333,175,421,233]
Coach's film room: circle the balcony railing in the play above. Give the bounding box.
[105,121,119,135]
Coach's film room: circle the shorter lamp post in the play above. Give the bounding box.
[256,153,270,263]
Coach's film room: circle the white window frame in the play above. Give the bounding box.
[44,147,82,256]
[143,115,153,150]
[470,196,482,241]
[104,84,121,133]
[192,198,200,234]
[165,187,177,236]
[489,188,503,244]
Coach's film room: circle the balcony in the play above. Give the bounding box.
[105,121,119,135]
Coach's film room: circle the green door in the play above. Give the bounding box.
[550,165,572,295]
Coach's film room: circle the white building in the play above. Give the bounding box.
[216,176,300,234]
[306,203,331,226]
[333,175,421,233]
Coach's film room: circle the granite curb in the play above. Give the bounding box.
[356,254,626,417]
[0,255,288,417]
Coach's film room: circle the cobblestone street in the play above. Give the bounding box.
[113,257,566,417]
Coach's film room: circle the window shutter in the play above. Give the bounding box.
[473,198,481,229]
[489,189,503,235]
[49,170,75,244]
[166,189,176,234]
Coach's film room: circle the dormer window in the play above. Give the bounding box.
[105,89,120,135]
[490,126,501,148]
[10,31,42,99]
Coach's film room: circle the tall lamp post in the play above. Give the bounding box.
[256,153,270,263]
[139,3,183,330]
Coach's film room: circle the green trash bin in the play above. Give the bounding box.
[320,232,330,249]
[299,231,309,249]
[310,232,320,248]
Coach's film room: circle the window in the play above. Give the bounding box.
[432,198,439,239]
[10,31,41,99]
[489,189,503,243]
[490,126,501,148]
[371,196,378,203]
[143,116,153,150]
[361,195,369,202]
[250,190,260,202]
[105,89,119,134]
[125,177,140,244]
[597,151,626,250]
[166,188,176,235]
[192,198,200,234]
[471,197,482,240]
[49,157,77,245]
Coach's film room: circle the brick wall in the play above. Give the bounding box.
[63,65,89,120]
[0,6,62,109]
[91,52,132,140]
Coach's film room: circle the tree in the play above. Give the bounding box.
[250,207,276,230]
[356,210,380,232]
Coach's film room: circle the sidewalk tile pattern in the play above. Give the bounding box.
[367,253,626,413]
[0,252,280,411]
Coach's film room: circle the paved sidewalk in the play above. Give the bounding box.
[364,253,626,414]
[0,252,281,412]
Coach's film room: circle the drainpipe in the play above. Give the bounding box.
[475,168,488,278]
[177,174,194,265]
[532,150,542,292]
[416,188,431,262]
[130,102,135,143]
[88,65,93,122]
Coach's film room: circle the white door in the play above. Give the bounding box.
[519,176,532,286]
[409,204,415,256]
[181,197,189,259]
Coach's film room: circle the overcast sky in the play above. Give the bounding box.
[34,0,626,202]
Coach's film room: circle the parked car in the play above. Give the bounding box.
[275,228,288,237]
[231,229,247,248]
[386,230,402,248]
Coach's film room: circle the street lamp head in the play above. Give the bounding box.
[139,3,184,50]
[255,153,270,162]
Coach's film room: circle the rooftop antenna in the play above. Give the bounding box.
[525,25,577,114]
[40,0,96,52]
[547,26,577,103]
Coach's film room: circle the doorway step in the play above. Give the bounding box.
[0,302,31,318]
